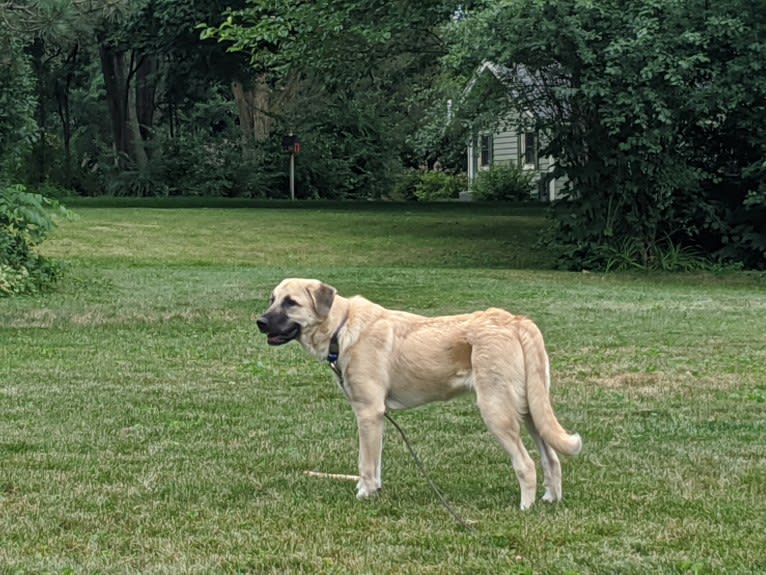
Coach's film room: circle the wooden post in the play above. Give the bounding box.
[283,131,299,200]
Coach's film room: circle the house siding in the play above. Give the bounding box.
[492,131,518,165]
[467,128,567,201]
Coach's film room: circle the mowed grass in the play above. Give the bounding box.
[1,201,765,574]
[43,200,552,270]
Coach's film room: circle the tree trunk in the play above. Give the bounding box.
[232,74,273,151]
[253,74,272,142]
[231,80,255,149]
[99,44,150,170]
[55,44,78,187]
[99,42,130,168]
[128,70,148,171]
[135,54,156,145]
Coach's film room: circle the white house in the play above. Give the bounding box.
[464,62,567,201]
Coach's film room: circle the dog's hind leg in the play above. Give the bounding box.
[475,381,537,510]
[525,414,562,502]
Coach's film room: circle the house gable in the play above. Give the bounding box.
[463,62,567,201]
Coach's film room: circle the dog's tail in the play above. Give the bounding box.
[520,321,582,456]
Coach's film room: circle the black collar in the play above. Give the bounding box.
[326,315,348,364]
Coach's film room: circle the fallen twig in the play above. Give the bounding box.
[303,470,360,481]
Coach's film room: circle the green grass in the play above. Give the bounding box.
[1,201,765,574]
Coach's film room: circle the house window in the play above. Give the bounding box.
[480,134,492,167]
[520,131,538,168]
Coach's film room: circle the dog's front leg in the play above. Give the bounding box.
[353,405,385,498]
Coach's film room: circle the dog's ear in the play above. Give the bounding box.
[308,282,336,320]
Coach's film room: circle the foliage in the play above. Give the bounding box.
[388,170,468,202]
[1,0,256,193]
[472,164,535,202]
[281,96,407,199]
[203,0,454,77]
[3,0,766,269]
[582,236,723,272]
[0,184,68,295]
[411,171,466,201]
[203,0,459,199]
[0,33,37,180]
[1,0,464,200]
[401,82,470,172]
[450,0,766,270]
[389,170,423,201]
[101,134,282,198]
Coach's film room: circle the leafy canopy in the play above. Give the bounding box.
[450,0,766,269]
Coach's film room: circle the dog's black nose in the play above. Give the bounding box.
[256,316,269,333]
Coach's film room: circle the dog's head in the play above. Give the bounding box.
[256,278,337,346]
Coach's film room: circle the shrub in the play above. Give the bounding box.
[98,134,285,199]
[0,184,68,296]
[413,171,466,201]
[577,236,721,272]
[471,164,535,201]
[389,170,422,201]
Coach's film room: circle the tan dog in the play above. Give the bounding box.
[256,278,581,510]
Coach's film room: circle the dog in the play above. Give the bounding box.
[256,278,581,510]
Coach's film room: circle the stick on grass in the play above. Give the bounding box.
[303,470,360,481]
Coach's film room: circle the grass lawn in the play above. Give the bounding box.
[1,200,765,574]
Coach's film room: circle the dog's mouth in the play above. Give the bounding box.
[266,324,301,346]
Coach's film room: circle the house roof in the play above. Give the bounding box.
[462,61,514,97]
[463,60,567,120]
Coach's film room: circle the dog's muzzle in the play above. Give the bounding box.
[257,313,301,346]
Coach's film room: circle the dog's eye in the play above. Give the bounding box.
[283,296,299,308]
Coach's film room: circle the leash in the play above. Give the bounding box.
[327,324,476,533]
[383,410,476,533]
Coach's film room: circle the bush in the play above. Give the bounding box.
[389,170,422,201]
[596,237,715,272]
[388,170,467,201]
[411,171,466,201]
[0,184,68,296]
[471,164,535,201]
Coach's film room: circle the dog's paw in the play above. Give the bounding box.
[355,479,381,499]
[542,488,562,503]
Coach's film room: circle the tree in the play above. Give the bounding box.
[1,1,130,182]
[1,0,262,194]
[0,30,36,182]
[202,0,459,197]
[448,0,766,269]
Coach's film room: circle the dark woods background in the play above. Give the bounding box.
[1,0,764,270]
